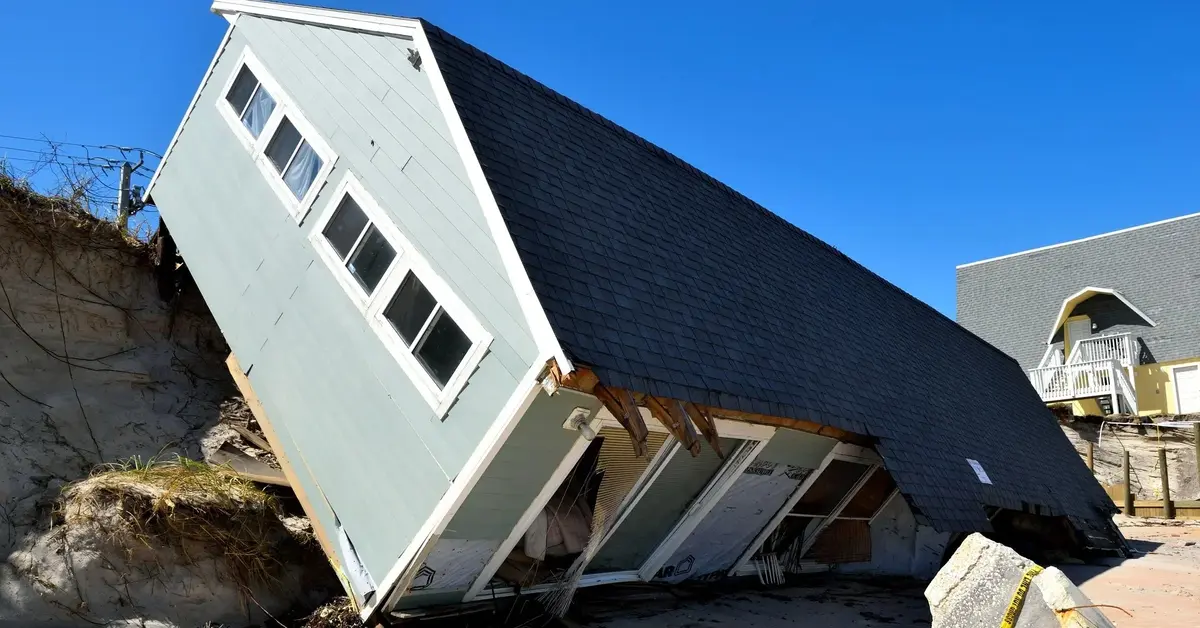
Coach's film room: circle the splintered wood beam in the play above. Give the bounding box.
[683,402,725,459]
[594,384,650,458]
[645,396,702,456]
[709,407,870,446]
[545,359,599,393]
[551,365,872,447]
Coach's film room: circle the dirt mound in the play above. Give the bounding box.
[60,457,295,590]
[0,175,338,625]
[1061,420,1199,501]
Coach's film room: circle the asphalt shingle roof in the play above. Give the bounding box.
[424,24,1117,538]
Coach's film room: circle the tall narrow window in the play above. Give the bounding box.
[224,65,275,138]
[321,196,396,294]
[384,273,473,387]
[265,117,324,199]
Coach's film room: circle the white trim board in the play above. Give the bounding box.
[211,0,420,38]
[144,18,238,202]
[636,437,772,581]
[1044,286,1156,345]
[463,414,773,602]
[207,1,574,379]
[411,22,572,377]
[366,357,549,621]
[726,442,878,577]
[214,45,338,223]
[958,212,1200,269]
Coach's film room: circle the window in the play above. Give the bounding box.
[217,48,336,221]
[310,173,492,415]
[384,273,473,387]
[264,117,325,200]
[322,195,396,294]
[224,65,275,138]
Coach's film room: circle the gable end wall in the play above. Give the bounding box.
[957,215,1200,372]
[148,15,540,581]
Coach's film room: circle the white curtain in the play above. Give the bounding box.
[240,88,275,138]
[283,140,322,198]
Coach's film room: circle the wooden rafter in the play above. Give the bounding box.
[544,362,872,448]
[683,401,725,459]
[645,396,702,456]
[593,384,650,458]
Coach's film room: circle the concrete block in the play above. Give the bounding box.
[926,533,1115,628]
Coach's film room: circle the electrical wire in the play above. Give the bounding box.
[0,133,163,158]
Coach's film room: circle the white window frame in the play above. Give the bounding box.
[216,47,337,223]
[309,172,492,417]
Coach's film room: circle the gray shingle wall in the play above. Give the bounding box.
[957,215,1200,371]
[424,23,1118,538]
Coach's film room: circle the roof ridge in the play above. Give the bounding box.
[420,19,1018,367]
[958,211,1200,269]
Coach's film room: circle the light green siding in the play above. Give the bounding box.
[150,16,538,584]
[394,390,601,605]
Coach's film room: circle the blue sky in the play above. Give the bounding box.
[2,1,1197,316]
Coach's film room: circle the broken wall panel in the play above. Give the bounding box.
[806,520,871,564]
[584,432,710,573]
[392,390,602,607]
[840,467,897,518]
[655,429,839,583]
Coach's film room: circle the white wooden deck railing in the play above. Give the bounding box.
[1028,357,1138,414]
[1066,333,1135,369]
[1037,345,1064,368]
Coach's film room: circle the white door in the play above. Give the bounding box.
[1066,317,1091,357]
[1175,365,1200,414]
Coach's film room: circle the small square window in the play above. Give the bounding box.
[385,273,438,346]
[225,66,258,113]
[347,226,395,293]
[225,65,275,138]
[382,273,472,388]
[323,197,370,260]
[283,140,323,199]
[266,117,302,173]
[265,117,323,199]
[416,311,472,386]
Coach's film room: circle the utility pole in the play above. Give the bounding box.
[116,161,132,233]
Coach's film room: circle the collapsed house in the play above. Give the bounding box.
[144,0,1121,621]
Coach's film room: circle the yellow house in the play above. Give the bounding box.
[956,213,1200,417]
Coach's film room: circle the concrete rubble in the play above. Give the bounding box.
[926,533,1115,628]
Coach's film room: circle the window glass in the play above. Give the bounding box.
[416,311,472,386]
[225,65,258,113]
[347,226,395,293]
[282,140,323,199]
[385,273,437,346]
[241,86,275,138]
[265,117,302,173]
[323,196,370,260]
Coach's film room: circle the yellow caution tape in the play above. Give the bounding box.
[1000,564,1044,628]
